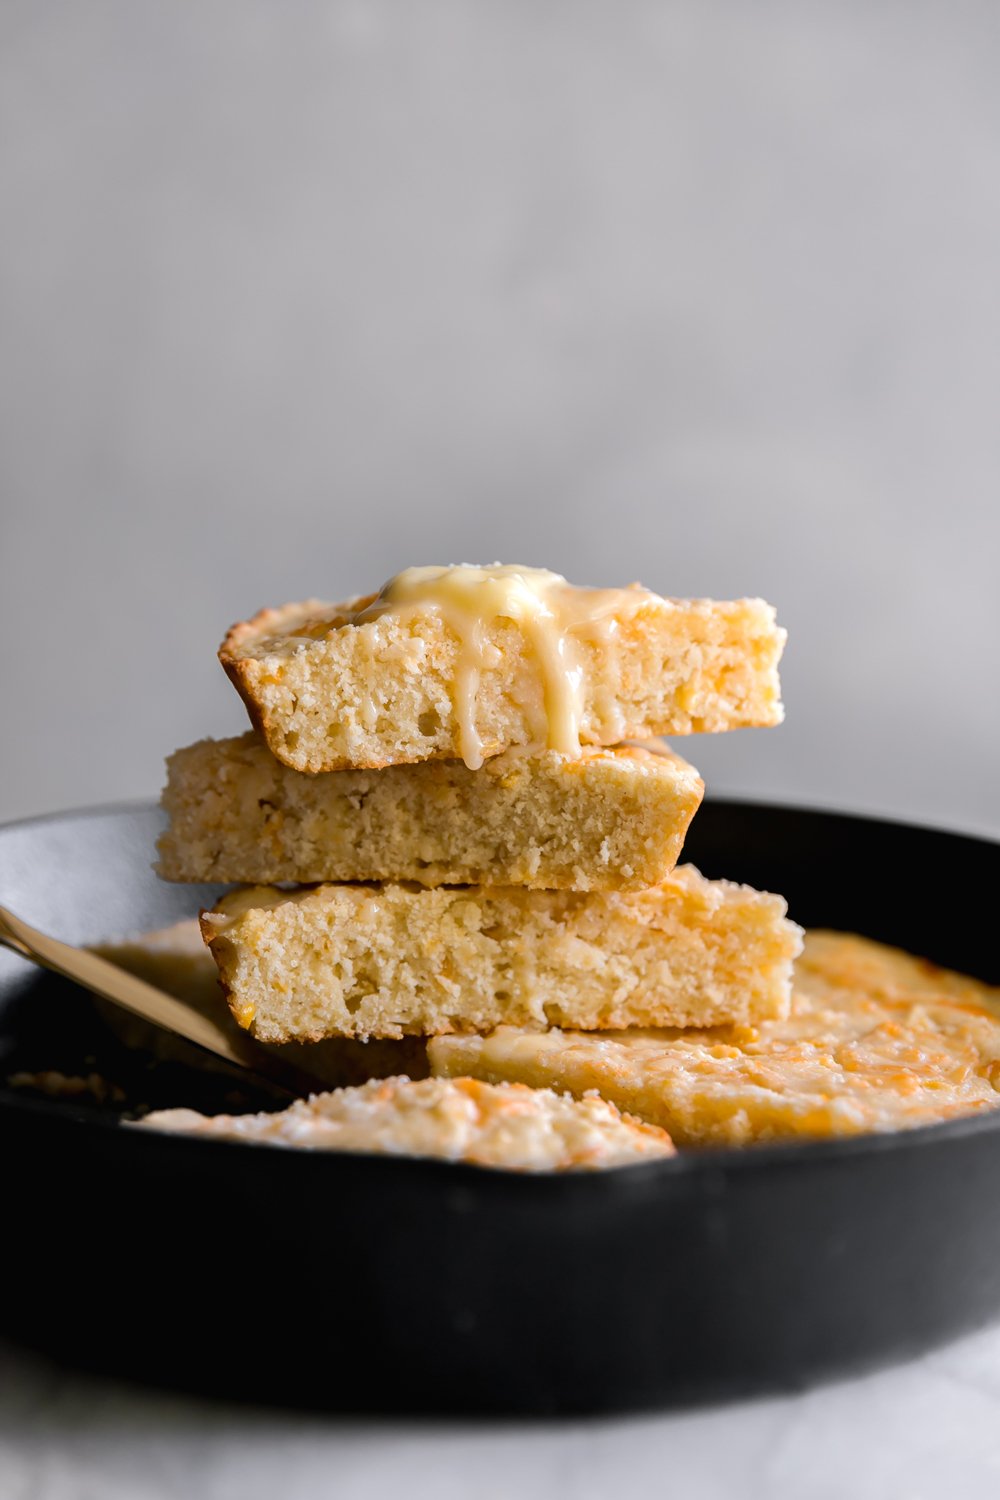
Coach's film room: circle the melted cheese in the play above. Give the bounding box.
[134,1076,675,1170]
[353,564,651,768]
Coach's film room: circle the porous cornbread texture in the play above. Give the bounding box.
[135,1076,674,1171]
[200,867,801,1043]
[428,931,1000,1145]
[219,591,785,773]
[157,734,703,890]
[96,920,426,1085]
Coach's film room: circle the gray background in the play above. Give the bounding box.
[2,0,998,834]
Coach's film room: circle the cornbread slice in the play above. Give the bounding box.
[95,920,427,1085]
[219,572,785,773]
[200,867,802,1043]
[134,1076,675,1171]
[156,733,703,890]
[429,931,1000,1146]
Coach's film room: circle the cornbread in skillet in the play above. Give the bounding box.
[219,566,785,774]
[134,1076,675,1171]
[428,931,1000,1145]
[96,920,428,1084]
[157,733,703,890]
[200,867,802,1043]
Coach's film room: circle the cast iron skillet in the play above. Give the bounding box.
[1,800,999,1416]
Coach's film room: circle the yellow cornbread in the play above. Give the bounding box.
[219,566,785,774]
[134,1076,675,1171]
[95,920,426,1085]
[156,733,703,890]
[428,931,1000,1145]
[200,867,801,1043]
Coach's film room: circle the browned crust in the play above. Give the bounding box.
[197,909,243,1033]
[218,596,375,663]
[218,653,270,746]
[219,598,376,764]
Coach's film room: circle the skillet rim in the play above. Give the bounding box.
[1,797,999,1184]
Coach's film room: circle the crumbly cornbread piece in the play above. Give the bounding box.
[219,578,785,773]
[200,867,801,1043]
[134,1075,674,1171]
[96,921,427,1085]
[156,733,703,890]
[428,931,1000,1145]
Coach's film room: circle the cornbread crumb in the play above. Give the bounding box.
[156,734,703,890]
[200,867,802,1042]
[134,1076,675,1171]
[428,931,1000,1145]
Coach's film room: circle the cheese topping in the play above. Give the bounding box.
[135,1076,675,1171]
[353,564,651,769]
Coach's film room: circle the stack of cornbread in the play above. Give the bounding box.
[146,565,807,1168]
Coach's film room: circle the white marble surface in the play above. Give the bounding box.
[3,1325,1000,1500]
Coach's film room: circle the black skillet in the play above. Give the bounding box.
[1,800,998,1415]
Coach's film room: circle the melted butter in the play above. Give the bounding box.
[353,564,651,769]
